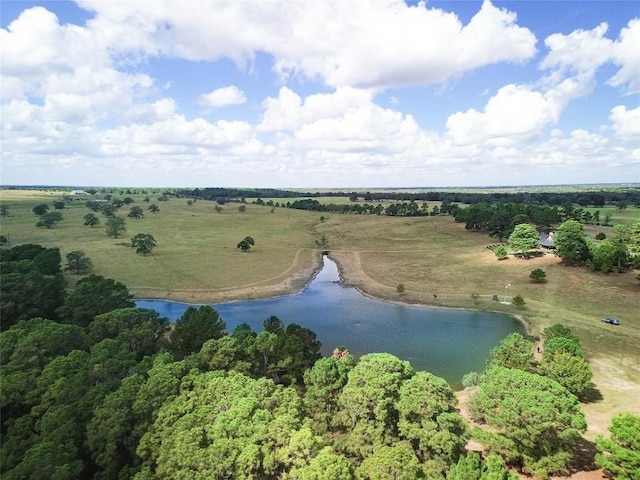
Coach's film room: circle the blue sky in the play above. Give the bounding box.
[1,0,638,188]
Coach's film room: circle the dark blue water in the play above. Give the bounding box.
[137,256,524,385]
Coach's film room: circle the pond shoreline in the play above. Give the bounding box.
[135,253,531,337]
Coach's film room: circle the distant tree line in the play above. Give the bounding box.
[178,187,640,208]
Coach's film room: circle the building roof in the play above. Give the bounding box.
[539,232,556,248]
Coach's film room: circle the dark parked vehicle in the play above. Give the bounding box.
[602,317,621,325]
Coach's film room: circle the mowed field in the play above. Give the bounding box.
[2,188,639,438]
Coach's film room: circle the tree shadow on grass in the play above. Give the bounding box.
[581,383,604,403]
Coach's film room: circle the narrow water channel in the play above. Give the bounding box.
[137,256,524,385]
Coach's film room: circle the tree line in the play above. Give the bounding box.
[178,187,640,207]
[2,242,638,479]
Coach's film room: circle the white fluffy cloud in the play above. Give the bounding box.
[609,105,640,140]
[198,86,247,108]
[73,0,537,89]
[608,19,640,94]
[446,84,558,144]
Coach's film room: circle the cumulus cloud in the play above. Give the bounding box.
[74,0,537,90]
[609,105,640,140]
[0,6,154,125]
[608,19,640,94]
[445,84,558,144]
[198,86,247,108]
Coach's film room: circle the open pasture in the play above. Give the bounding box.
[2,188,639,426]
[0,190,321,302]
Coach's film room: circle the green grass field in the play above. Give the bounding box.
[0,190,321,301]
[1,188,638,366]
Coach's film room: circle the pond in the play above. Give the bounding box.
[137,256,525,386]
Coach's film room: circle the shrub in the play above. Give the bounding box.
[462,371,481,388]
[529,268,547,283]
[512,295,526,309]
[493,245,508,260]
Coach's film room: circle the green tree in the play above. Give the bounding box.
[58,274,134,327]
[511,294,526,309]
[0,204,9,216]
[488,333,535,371]
[447,451,484,480]
[237,235,255,251]
[356,443,423,480]
[89,307,169,360]
[277,323,323,385]
[336,353,414,459]
[131,233,156,256]
[264,315,286,335]
[52,199,66,210]
[595,413,640,480]
[105,216,127,238]
[555,220,590,264]
[543,324,580,343]
[255,330,279,377]
[588,238,629,272]
[65,250,92,274]
[470,367,586,478]
[136,370,304,479]
[36,211,63,228]
[0,318,88,418]
[289,447,352,479]
[199,335,255,376]
[170,306,226,359]
[529,268,546,283]
[83,212,100,228]
[1,244,62,275]
[101,204,117,217]
[304,355,355,434]
[128,206,145,218]
[1,260,66,328]
[493,245,508,260]
[32,204,49,216]
[447,452,517,480]
[147,203,159,213]
[396,371,467,471]
[488,209,513,243]
[540,352,592,398]
[543,336,583,358]
[508,223,539,258]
